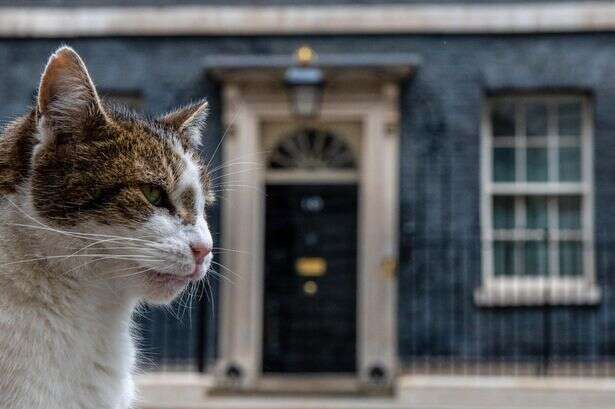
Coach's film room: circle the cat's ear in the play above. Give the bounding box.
[37,46,106,139]
[158,99,209,148]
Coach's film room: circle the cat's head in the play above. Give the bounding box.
[16,47,214,303]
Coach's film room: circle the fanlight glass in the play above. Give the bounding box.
[268,128,356,170]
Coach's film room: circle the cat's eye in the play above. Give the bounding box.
[141,185,164,207]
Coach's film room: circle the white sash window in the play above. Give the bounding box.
[477,95,599,306]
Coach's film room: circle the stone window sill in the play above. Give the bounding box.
[474,281,601,307]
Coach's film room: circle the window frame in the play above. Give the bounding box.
[476,94,599,306]
[262,121,362,185]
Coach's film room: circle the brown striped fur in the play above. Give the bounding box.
[0,111,38,194]
[0,47,212,227]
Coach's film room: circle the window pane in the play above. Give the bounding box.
[559,196,581,230]
[526,102,548,137]
[559,147,581,181]
[559,242,583,276]
[493,196,515,229]
[524,241,549,276]
[526,148,548,181]
[494,241,515,276]
[558,101,582,137]
[526,196,548,229]
[492,101,516,137]
[493,148,516,182]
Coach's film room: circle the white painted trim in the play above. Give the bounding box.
[218,84,265,387]
[478,95,597,306]
[398,375,615,409]
[135,374,615,409]
[136,373,215,406]
[4,3,615,37]
[357,86,399,385]
[217,81,399,389]
[266,170,358,184]
[489,183,586,195]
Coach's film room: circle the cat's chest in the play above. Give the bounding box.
[49,310,135,408]
[0,301,136,409]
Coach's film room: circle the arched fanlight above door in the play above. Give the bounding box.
[268,128,357,170]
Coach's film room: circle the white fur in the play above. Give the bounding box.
[0,153,213,408]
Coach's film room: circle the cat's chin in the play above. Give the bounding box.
[143,270,205,304]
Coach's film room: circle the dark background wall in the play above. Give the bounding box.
[1,33,615,369]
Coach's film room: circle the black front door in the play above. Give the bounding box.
[263,184,358,373]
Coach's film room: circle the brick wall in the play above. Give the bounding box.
[2,33,615,369]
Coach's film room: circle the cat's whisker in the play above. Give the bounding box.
[211,183,266,195]
[164,294,182,322]
[212,247,252,256]
[204,105,242,174]
[208,278,216,317]
[86,246,162,252]
[208,271,234,285]
[195,279,207,305]
[4,198,93,236]
[202,277,212,305]
[109,266,161,280]
[67,239,165,251]
[209,260,241,279]
[178,281,201,328]
[208,147,270,173]
[208,159,261,175]
[61,237,155,261]
[213,185,266,196]
[183,281,205,328]
[64,256,135,275]
[82,263,149,279]
[4,221,101,242]
[207,153,268,175]
[6,222,159,246]
[210,263,241,284]
[207,265,236,284]
[59,253,161,260]
[208,167,262,184]
[0,253,163,269]
[77,237,164,251]
[4,200,163,246]
[176,284,195,321]
[212,247,251,255]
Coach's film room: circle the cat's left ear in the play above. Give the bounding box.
[37,46,107,140]
[159,99,209,148]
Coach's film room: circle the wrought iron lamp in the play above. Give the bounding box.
[284,46,324,118]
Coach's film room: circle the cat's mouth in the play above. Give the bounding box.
[148,269,204,287]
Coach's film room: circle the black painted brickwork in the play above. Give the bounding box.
[2,33,615,369]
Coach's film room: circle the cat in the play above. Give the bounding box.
[0,46,214,409]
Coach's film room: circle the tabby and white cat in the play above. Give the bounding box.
[0,47,214,408]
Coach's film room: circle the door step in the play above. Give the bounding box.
[210,375,391,397]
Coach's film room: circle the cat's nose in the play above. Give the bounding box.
[190,243,211,265]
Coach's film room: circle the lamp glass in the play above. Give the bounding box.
[290,85,321,118]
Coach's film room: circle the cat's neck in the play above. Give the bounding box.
[0,197,137,409]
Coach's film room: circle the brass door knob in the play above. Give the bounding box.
[381,257,397,279]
